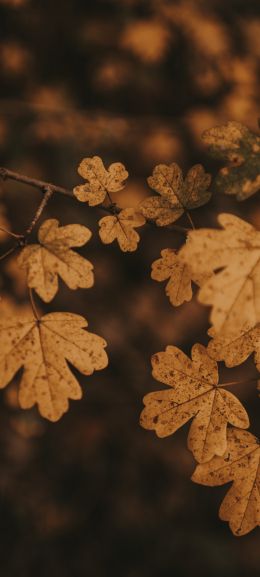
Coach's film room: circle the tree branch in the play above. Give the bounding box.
[0,166,189,233]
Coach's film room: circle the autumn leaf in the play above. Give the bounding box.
[139,163,211,226]
[180,213,260,370]
[18,219,94,302]
[140,344,249,463]
[73,156,128,206]
[0,311,108,421]
[151,248,209,306]
[207,325,260,373]
[192,429,260,536]
[203,121,260,200]
[99,208,145,252]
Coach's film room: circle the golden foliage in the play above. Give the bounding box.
[0,311,108,421]
[140,163,211,225]
[180,213,260,370]
[203,121,260,200]
[151,248,208,306]
[140,344,249,464]
[99,208,145,252]
[74,156,128,206]
[18,219,94,302]
[192,429,260,536]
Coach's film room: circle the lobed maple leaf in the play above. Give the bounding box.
[192,429,260,536]
[139,163,211,226]
[151,248,209,306]
[18,219,94,302]
[0,311,108,421]
[73,156,128,206]
[207,326,260,373]
[180,213,260,370]
[140,344,249,463]
[203,121,260,200]
[99,208,145,252]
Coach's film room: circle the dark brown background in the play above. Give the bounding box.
[0,1,260,575]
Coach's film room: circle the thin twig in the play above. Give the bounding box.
[0,245,17,262]
[0,226,24,239]
[25,185,54,236]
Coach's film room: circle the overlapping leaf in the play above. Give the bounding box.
[0,311,108,421]
[99,208,145,252]
[192,429,260,536]
[203,121,260,200]
[18,219,94,302]
[151,248,209,306]
[180,213,260,370]
[73,156,128,206]
[139,163,211,226]
[140,344,249,463]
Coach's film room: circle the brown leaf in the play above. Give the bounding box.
[140,163,211,226]
[207,325,260,373]
[99,208,145,252]
[192,429,260,536]
[151,248,209,306]
[140,344,249,463]
[73,156,128,206]
[18,219,94,303]
[180,213,260,370]
[0,311,108,421]
[203,121,260,200]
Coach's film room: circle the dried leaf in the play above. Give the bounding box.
[192,429,260,536]
[73,156,128,206]
[208,325,260,373]
[180,213,260,369]
[140,163,211,226]
[140,344,249,463]
[151,248,209,306]
[18,219,94,302]
[99,208,145,252]
[0,311,108,421]
[203,121,260,200]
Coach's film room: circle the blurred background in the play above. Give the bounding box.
[0,0,260,575]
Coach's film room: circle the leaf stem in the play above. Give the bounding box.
[28,288,40,321]
[186,211,196,229]
[221,377,258,388]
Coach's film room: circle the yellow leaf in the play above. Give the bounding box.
[151,248,209,306]
[99,208,145,252]
[180,213,260,369]
[140,163,211,226]
[0,311,108,421]
[18,219,94,303]
[140,344,249,463]
[192,429,260,536]
[73,156,128,206]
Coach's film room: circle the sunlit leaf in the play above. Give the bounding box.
[140,344,249,463]
[0,311,108,421]
[192,429,260,536]
[74,156,128,206]
[18,219,94,302]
